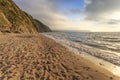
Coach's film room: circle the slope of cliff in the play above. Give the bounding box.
[0,0,51,33]
[33,19,52,32]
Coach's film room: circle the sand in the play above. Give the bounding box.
[43,34,120,75]
[43,33,120,66]
[0,34,120,80]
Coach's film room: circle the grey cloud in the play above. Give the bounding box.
[85,0,92,4]
[107,19,120,25]
[13,0,68,29]
[69,9,83,14]
[85,0,120,21]
[13,0,57,15]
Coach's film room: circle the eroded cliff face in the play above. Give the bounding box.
[0,0,51,33]
[33,19,52,32]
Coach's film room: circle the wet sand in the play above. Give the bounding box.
[0,34,120,80]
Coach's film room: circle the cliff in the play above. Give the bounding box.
[33,19,52,32]
[0,0,51,33]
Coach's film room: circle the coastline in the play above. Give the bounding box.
[42,33,120,78]
[43,32,120,66]
[0,33,120,80]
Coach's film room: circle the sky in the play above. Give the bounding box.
[13,0,120,32]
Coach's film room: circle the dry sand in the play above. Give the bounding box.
[0,34,120,80]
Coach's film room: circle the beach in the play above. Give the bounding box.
[0,33,120,80]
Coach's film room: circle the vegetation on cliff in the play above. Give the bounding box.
[0,0,51,33]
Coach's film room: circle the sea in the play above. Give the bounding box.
[44,32,120,53]
[43,32,120,66]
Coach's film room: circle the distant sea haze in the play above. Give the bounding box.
[53,30,91,32]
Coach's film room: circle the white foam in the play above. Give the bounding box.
[42,33,120,77]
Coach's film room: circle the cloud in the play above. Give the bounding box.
[13,0,69,30]
[13,0,120,32]
[106,19,120,25]
[69,9,83,14]
[85,0,92,5]
[85,0,120,21]
[13,0,86,31]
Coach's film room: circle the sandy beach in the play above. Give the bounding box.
[0,34,120,80]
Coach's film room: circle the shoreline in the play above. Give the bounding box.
[42,33,120,77]
[0,33,120,80]
[42,33,120,66]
